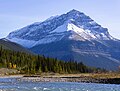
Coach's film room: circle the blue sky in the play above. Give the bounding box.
[0,0,120,39]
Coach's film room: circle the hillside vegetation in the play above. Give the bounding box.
[0,46,106,74]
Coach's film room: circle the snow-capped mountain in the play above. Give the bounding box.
[7,9,114,48]
[6,9,120,70]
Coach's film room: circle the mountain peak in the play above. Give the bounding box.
[68,9,81,13]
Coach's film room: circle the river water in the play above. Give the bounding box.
[0,77,120,91]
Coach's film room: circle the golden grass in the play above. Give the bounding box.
[40,73,120,79]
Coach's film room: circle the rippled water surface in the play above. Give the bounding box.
[0,77,120,91]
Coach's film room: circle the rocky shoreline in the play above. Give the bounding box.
[16,75,120,84]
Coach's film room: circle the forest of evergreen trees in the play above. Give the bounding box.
[0,46,106,74]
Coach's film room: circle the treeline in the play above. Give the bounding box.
[0,46,106,74]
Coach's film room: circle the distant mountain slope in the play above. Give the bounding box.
[6,9,120,70]
[0,39,32,53]
[30,39,120,70]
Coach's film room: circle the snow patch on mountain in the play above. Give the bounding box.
[6,38,36,48]
[50,23,67,33]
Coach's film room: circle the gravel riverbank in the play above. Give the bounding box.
[16,75,120,84]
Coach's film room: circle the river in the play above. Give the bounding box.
[0,77,120,91]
